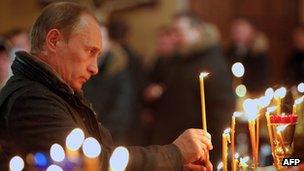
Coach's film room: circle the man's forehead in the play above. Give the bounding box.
[73,14,102,45]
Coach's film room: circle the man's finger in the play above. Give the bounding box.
[193,139,207,161]
[184,163,207,171]
[190,129,212,140]
[193,134,213,150]
[201,159,213,171]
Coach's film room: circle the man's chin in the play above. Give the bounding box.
[71,83,83,92]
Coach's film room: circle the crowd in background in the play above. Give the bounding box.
[0,12,303,164]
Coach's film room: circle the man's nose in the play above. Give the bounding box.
[88,63,98,75]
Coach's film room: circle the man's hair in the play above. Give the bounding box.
[30,2,97,54]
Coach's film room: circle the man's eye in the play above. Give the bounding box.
[89,49,95,55]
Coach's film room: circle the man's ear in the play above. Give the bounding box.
[45,29,62,52]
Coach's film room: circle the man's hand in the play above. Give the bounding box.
[184,159,213,171]
[173,129,213,170]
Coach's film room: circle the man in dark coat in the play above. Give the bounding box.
[227,18,270,94]
[0,2,213,171]
[149,13,235,164]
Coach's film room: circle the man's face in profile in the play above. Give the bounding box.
[55,14,102,92]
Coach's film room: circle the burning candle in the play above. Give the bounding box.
[199,72,209,131]
[274,87,287,115]
[222,128,231,171]
[265,88,274,101]
[239,156,249,170]
[231,112,242,171]
[233,153,239,171]
[298,82,304,93]
[276,125,288,154]
[217,162,223,171]
[109,146,129,171]
[243,98,259,167]
[265,106,277,155]
[293,96,304,114]
[82,137,102,171]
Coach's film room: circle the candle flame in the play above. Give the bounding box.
[234,153,240,159]
[233,111,243,117]
[294,96,304,105]
[298,82,304,93]
[243,98,259,118]
[276,125,288,132]
[265,88,274,100]
[199,72,209,79]
[239,156,250,168]
[274,87,287,99]
[257,96,271,108]
[224,128,231,134]
[266,106,277,113]
[110,146,129,171]
[217,162,223,170]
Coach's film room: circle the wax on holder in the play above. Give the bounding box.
[270,114,298,124]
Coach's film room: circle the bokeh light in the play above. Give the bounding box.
[9,156,24,171]
[235,84,247,97]
[109,146,129,171]
[82,137,101,158]
[46,164,63,171]
[66,128,85,151]
[50,143,65,162]
[231,62,245,77]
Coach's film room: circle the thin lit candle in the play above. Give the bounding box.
[293,96,304,114]
[222,128,230,171]
[239,156,249,170]
[199,72,209,131]
[274,87,286,115]
[276,125,288,154]
[231,112,242,171]
[265,106,277,162]
[233,153,239,171]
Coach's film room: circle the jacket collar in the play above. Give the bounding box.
[11,51,82,97]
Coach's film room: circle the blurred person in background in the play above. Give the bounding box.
[149,12,235,164]
[4,28,31,60]
[227,18,270,94]
[141,25,181,145]
[107,19,148,145]
[0,37,11,89]
[285,25,304,86]
[84,23,136,145]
